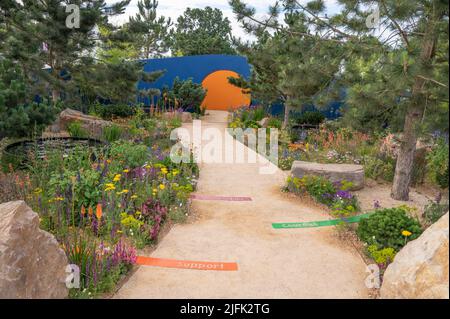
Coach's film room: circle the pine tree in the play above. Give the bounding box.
[230,1,344,128]
[0,0,131,103]
[127,0,172,59]
[230,0,449,200]
[0,58,58,138]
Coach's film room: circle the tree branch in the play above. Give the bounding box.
[380,0,410,47]
[417,75,448,88]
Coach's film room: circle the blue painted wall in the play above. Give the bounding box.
[269,100,343,120]
[138,54,251,105]
[138,54,345,119]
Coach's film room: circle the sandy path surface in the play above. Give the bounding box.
[114,111,369,299]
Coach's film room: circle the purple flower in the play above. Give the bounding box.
[333,180,343,189]
[373,200,381,209]
[133,167,147,179]
[91,218,98,235]
[336,190,353,200]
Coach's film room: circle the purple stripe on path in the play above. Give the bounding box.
[190,194,253,202]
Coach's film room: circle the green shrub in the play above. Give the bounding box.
[427,138,449,188]
[68,121,88,138]
[252,107,266,122]
[357,207,422,251]
[167,117,182,129]
[245,120,261,129]
[163,77,207,114]
[367,245,396,268]
[295,111,325,126]
[267,117,282,129]
[108,140,148,168]
[89,103,137,120]
[102,124,123,143]
[364,155,396,182]
[230,106,268,128]
[423,200,449,224]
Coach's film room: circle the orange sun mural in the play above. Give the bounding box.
[201,70,251,111]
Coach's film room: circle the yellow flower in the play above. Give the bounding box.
[117,189,130,195]
[172,169,179,176]
[54,197,64,201]
[105,185,116,192]
[159,184,165,190]
[105,183,115,188]
[153,188,158,193]
[123,169,130,173]
[113,174,121,182]
[33,187,43,194]
[131,195,138,200]
[161,167,168,174]
[402,230,412,237]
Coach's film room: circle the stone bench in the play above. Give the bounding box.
[291,161,364,190]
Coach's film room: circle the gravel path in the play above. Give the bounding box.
[114,111,369,299]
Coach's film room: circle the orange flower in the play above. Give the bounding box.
[88,206,93,216]
[81,205,86,217]
[96,204,103,219]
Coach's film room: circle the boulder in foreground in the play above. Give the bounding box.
[380,213,449,299]
[0,201,69,299]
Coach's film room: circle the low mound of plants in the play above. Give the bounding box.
[357,207,422,252]
[286,175,359,218]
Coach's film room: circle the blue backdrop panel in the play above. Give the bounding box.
[138,54,345,120]
[138,54,251,105]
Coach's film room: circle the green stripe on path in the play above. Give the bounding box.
[272,213,373,229]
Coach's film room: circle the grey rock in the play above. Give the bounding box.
[291,161,364,190]
[0,201,69,299]
[380,213,449,299]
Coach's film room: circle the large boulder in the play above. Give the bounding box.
[291,161,364,190]
[380,213,449,299]
[0,201,69,299]
[47,108,112,139]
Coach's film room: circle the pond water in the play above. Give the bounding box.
[2,137,104,170]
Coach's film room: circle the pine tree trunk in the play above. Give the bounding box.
[52,89,59,103]
[391,23,437,200]
[283,100,290,129]
[391,106,423,200]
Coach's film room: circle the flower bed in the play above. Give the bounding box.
[285,174,425,274]
[285,175,359,218]
[0,112,198,298]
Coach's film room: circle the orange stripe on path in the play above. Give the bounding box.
[136,256,239,271]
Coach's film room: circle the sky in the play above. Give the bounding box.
[106,0,343,39]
